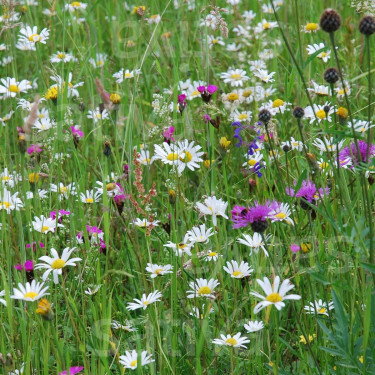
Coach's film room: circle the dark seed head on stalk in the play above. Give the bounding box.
[258,109,272,124]
[250,219,269,233]
[292,106,305,119]
[283,144,291,153]
[319,8,341,33]
[324,67,339,84]
[359,15,375,36]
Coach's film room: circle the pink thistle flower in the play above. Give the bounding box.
[27,144,42,154]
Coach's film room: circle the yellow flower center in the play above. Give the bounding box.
[178,243,187,249]
[106,183,115,191]
[71,2,81,6]
[225,338,238,346]
[125,72,132,78]
[238,113,248,120]
[191,90,199,97]
[316,109,326,119]
[273,99,284,108]
[94,113,102,119]
[306,23,318,31]
[242,90,252,97]
[24,291,38,300]
[166,152,179,161]
[227,93,239,101]
[275,212,286,219]
[318,307,327,314]
[154,268,163,275]
[212,39,218,44]
[86,198,94,203]
[57,53,66,59]
[208,252,217,257]
[0,201,11,208]
[110,93,121,104]
[232,271,243,277]
[143,300,149,305]
[2,176,10,181]
[29,34,41,42]
[179,151,192,163]
[9,84,20,93]
[337,107,348,118]
[96,60,104,66]
[45,87,58,100]
[51,259,66,269]
[320,162,329,169]
[41,226,50,233]
[266,292,283,303]
[231,74,242,80]
[130,360,137,367]
[60,186,68,193]
[263,22,271,29]
[248,159,256,166]
[320,52,327,58]
[198,286,212,296]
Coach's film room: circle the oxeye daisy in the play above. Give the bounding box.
[254,19,278,32]
[335,81,351,98]
[304,102,333,123]
[187,278,220,299]
[268,202,294,225]
[301,22,320,33]
[207,35,225,48]
[223,260,254,278]
[80,189,102,203]
[312,136,344,153]
[351,120,375,134]
[307,81,330,97]
[220,68,250,87]
[35,247,82,284]
[49,72,84,98]
[212,332,250,349]
[280,137,303,152]
[145,263,173,278]
[190,304,214,319]
[185,224,215,244]
[242,151,264,169]
[253,69,276,83]
[244,320,264,333]
[251,276,301,314]
[0,77,31,99]
[203,250,222,262]
[304,299,334,316]
[196,195,228,226]
[136,149,156,165]
[126,290,162,310]
[119,350,154,370]
[11,280,49,302]
[230,109,252,123]
[164,236,193,256]
[31,215,63,234]
[89,53,107,68]
[50,51,75,63]
[32,117,54,132]
[51,182,77,200]
[306,43,330,62]
[221,90,244,109]
[65,2,88,12]
[132,218,160,228]
[84,285,102,295]
[176,139,204,173]
[200,14,218,29]
[111,320,137,332]
[18,25,50,44]
[0,290,6,306]
[0,188,23,213]
[113,68,141,84]
[153,142,180,167]
[237,232,271,257]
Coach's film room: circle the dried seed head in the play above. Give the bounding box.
[319,8,341,33]
[292,106,305,119]
[258,109,272,124]
[323,67,340,84]
[359,15,375,36]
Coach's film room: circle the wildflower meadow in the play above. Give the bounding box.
[1,0,375,374]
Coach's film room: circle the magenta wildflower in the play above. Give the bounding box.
[14,260,34,282]
[71,126,84,138]
[338,140,375,165]
[178,94,187,115]
[27,144,42,154]
[163,126,175,143]
[290,244,300,253]
[26,241,44,252]
[59,366,84,375]
[197,85,218,103]
[286,180,329,209]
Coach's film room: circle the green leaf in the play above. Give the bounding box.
[360,261,375,274]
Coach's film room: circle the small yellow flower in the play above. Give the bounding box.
[36,298,54,320]
[110,93,121,104]
[169,189,176,204]
[301,243,311,253]
[204,160,215,168]
[305,23,319,31]
[133,5,145,15]
[219,137,231,150]
[299,334,316,345]
[337,107,348,119]
[359,356,364,364]
[45,86,58,101]
[162,32,172,38]
[29,173,39,183]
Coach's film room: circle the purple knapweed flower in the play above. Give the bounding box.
[339,140,375,166]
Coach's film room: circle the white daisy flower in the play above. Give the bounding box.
[187,278,220,299]
[212,332,250,349]
[261,98,291,115]
[113,68,141,84]
[306,43,330,63]
[200,14,218,29]
[220,68,250,87]
[190,304,214,319]
[203,250,222,262]
[0,188,23,213]
[153,142,180,168]
[221,90,244,110]
[145,263,173,278]
[268,202,294,225]
[50,51,75,63]
[351,120,375,134]
[196,195,228,226]
[223,260,254,279]
[136,149,156,165]
[164,236,193,256]
[84,285,102,295]
[80,189,102,204]
[280,137,304,152]
[18,25,50,44]
[304,299,334,316]
[35,247,82,284]
[176,139,204,173]
[65,2,88,12]
[244,320,264,333]
[185,224,215,244]
[26,189,48,200]
[15,40,36,51]
[335,81,351,98]
[111,320,137,332]
[31,215,63,234]
[146,14,161,24]
[242,151,263,169]
[50,72,84,98]
[126,290,162,310]
[11,280,49,302]
[312,136,345,154]
[226,42,242,51]
[132,218,160,228]
[237,232,271,257]
[119,350,154,370]
[0,110,14,126]
[254,19,278,33]
[0,167,19,187]
[230,109,252,123]
[253,69,276,83]
[307,81,330,97]
[32,117,54,132]
[251,276,301,314]
[50,182,77,200]
[207,35,225,48]
[301,22,320,33]
[243,10,256,23]
[0,290,6,306]
[304,102,333,123]
[0,77,32,99]
[89,53,107,68]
